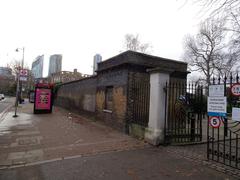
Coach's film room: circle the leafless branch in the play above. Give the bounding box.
[123,33,152,53]
[183,18,237,85]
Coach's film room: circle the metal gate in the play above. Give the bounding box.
[127,72,150,128]
[207,74,240,169]
[164,82,205,144]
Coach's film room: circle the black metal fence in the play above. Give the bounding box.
[127,73,150,127]
[207,74,240,169]
[164,82,205,144]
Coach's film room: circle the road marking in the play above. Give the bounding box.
[16,130,40,136]
[7,149,44,165]
[10,136,42,147]
[0,104,13,123]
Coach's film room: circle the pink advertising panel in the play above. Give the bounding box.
[35,88,51,110]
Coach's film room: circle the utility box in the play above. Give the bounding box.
[34,83,54,114]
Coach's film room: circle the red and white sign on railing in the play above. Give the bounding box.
[209,116,221,128]
[231,83,240,96]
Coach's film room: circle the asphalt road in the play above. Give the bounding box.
[0,147,237,180]
[0,97,14,114]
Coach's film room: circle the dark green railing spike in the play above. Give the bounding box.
[218,75,221,84]
[237,72,239,83]
[230,73,233,84]
[224,74,227,83]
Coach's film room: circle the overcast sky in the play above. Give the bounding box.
[0,0,208,77]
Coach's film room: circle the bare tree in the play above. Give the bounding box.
[6,60,31,74]
[228,9,240,65]
[196,1,240,71]
[191,0,240,16]
[6,59,21,76]
[123,34,152,53]
[183,18,237,85]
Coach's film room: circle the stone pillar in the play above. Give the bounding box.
[145,69,171,145]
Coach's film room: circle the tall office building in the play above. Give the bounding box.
[93,54,102,75]
[32,55,44,79]
[48,54,62,76]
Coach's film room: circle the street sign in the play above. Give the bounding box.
[231,83,240,96]
[209,116,221,128]
[207,97,227,117]
[19,69,28,81]
[19,76,27,81]
[209,85,224,97]
[232,107,240,122]
[20,69,28,76]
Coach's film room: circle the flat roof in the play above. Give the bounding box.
[97,50,187,72]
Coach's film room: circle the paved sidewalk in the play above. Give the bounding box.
[0,101,239,179]
[0,101,146,168]
[165,144,240,178]
[0,97,14,122]
[0,147,237,180]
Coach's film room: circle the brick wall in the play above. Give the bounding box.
[96,67,128,130]
[54,51,188,133]
[55,67,129,131]
[55,77,97,113]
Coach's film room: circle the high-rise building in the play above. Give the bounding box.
[32,55,44,79]
[48,54,62,76]
[93,54,102,75]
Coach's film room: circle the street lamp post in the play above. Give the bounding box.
[13,47,24,118]
[13,66,20,117]
[16,47,25,104]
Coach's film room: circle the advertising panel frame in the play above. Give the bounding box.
[33,83,54,114]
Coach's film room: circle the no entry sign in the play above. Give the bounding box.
[209,116,221,128]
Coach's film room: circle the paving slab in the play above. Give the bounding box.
[0,147,237,180]
[0,101,147,167]
[0,100,238,179]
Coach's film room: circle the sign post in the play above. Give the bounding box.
[207,84,227,128]
[209,116,221,128]
[19,69,28,81]
[231,83,240,122]
[231,83,240,96]
[209,85,224,97]
[18,68,28,104]
[232,107,240,121]
[207,97,227,117]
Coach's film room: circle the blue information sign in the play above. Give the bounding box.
[208,112,226,117]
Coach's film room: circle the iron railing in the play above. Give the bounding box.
[164,82,204,144]
[207,73,240,169]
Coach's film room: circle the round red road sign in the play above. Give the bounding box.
[209,116,221,128]
[231,83,240,96]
